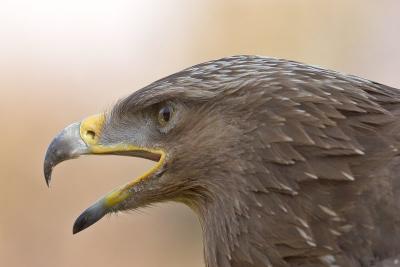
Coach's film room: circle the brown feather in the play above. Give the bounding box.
[111,56,400,267]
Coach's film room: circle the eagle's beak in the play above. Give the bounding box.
[44,121,89,186]
[44,114,165,234]
[44,114,106,186]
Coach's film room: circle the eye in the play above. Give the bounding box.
[158,105,173,126]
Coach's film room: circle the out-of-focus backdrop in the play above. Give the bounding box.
[1,1,400,266]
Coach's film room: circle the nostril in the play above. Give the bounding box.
[86,130,96,140]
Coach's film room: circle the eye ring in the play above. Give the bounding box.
[158,105,173,126]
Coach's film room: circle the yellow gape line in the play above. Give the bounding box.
[104,149,166,207]
[79,113,167,208]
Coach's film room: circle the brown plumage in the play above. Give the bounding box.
[44,56,400,267]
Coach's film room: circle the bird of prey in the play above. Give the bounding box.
[44,55,400,267]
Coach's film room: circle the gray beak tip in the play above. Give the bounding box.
[43,122,88,188]
[43,157,54,187]
[73,202,107,234]
[73,213,88,234]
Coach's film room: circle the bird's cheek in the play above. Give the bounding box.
[144,174,179,201]
[118,176,167,209]
[117,189,150,211]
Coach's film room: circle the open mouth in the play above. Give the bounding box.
[43,113,166,234]
[99,147,166,207]
[111,150,162,162]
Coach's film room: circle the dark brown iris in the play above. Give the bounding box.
[158,105,172,125]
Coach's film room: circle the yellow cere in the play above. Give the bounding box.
[79,113,167,208]
[80,113,106,146]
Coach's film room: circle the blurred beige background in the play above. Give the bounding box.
[1,1,400,267]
